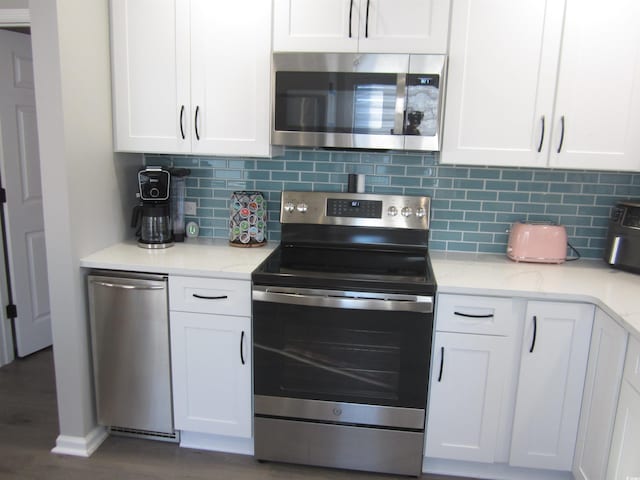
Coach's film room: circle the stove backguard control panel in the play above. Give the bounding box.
[280,191,431,230]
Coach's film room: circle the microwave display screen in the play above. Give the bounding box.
[275,72,397,135]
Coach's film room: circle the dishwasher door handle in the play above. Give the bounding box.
[91,280,166,291]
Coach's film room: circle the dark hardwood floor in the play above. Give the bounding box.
[0,348,473,480]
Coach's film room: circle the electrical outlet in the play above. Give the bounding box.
[184,201,197,216]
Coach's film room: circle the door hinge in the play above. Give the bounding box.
[0,188,6,204]
[6,304,17,319]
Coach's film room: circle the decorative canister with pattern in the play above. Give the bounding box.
[229,191,267,247]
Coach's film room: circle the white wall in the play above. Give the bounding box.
[30,0,141,451]
[0,0,29,9]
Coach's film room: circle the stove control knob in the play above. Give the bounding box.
[401,207,413,217]
[296,203,308,213]
[387,206,398,217]
[416,207,426,218]
[284,202,295,213]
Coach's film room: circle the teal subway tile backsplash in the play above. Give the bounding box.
[144,149,640,258]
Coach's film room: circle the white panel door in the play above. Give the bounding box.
[272,0,359,52]
[190,0,273,156]
[0,30,51,358]
[170,311,252,438]
[510,301,594,471]
[549,0,640,171]
[358,0,450,54]
[573,309,628,480]
[110,0,191,153]
[425,332,511,463]
[441,0,564,167]
[606,381,640,479]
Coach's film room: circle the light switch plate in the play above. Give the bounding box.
[184,201,197,216]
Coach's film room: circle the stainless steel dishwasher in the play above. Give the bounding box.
[88,271,177,441]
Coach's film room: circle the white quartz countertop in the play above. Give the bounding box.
[80,238,276,280]
[430,251,640,339]
[80,240,640,338]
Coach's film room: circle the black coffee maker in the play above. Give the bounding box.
[131,167,174,248]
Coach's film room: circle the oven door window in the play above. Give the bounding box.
[253,300,431,409]
[274,72,398,135]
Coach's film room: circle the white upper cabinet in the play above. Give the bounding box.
[442,0,640,171]
[110,0,275,157]
[273,0,450,54]
[110,0,191,153]
[548,0,640,171]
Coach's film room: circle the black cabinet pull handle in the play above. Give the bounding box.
[537,116,545,152]
[179,105,185,140]
[437,346,444,382]
[529,315,537,353]
[192,294,228,300]
[195,105,200,140]
[240,331,245,365]
[348,0,354,38]
[365,0,371,38]
[557,116,565,153]
[454,311,494,319]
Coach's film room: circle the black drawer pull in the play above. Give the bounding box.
[192,294,228,300]
[529,315,537,353]
[454,311,495,319]
[437,346,444,382]
[240,331,246,365]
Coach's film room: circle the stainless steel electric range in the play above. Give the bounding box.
[251,191,436,477]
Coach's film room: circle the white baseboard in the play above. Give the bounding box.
[51,425,108,457]
[179,431,254,456]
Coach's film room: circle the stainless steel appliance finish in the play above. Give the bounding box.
[88,271,177,441]
[254,417,424,477]
[604,200,640,273]
[272,53,446,151]
[252,191,435,476]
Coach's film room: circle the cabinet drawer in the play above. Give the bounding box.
[436,294,516,336]
[624,336,640,393]
[169,276,251,316]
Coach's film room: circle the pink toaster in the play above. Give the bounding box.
[506,222,568,264]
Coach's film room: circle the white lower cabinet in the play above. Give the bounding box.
[426,295,596,477]
[607,336,640,479]
[425,294,519,464]
[573,309,628,480]
[169,276,252,438]
[425,332,511,462]
[509,301,594,471]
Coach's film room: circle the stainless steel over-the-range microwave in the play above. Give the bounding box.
[272,53,447,151]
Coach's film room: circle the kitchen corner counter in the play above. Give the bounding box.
[80,238,277,280]
[430,251,640,339]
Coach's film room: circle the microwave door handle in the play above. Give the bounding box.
[393,74,406,136]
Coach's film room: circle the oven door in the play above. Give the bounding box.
[252,286,433,429]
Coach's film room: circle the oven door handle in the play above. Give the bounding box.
[252,287,433,313]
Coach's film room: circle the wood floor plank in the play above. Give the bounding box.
[0,348,472,480]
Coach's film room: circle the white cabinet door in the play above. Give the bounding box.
[548,0,640,171]
[441,0,564,167]
[573,309,628,480]
[110,0,191,153]
[272,0,359,52]
[425,332,511,463]
[170,311,252,438]
[510,301,594,471]
[190,0,273,156]
[606,381,640,480]
[357,0,450,54]
[273,0,449,54]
